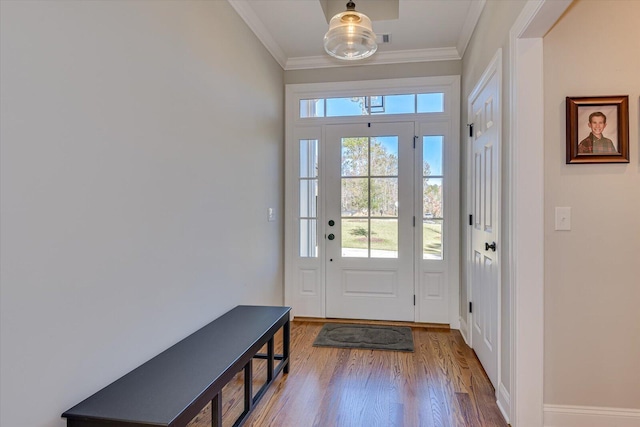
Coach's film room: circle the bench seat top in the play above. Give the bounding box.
[62,305,290,426]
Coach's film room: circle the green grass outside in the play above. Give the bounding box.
[340,218,442,256]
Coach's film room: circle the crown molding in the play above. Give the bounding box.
[457,0,486,57]
[227,0,287,69]
[229,0,464,71]
[285,47,461,70]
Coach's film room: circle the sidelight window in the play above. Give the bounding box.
[423,136,444,260]
[299,139,318,257]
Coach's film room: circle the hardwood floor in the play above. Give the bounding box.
[186,320,508,427]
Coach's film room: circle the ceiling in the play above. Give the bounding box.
[228,0,486,70]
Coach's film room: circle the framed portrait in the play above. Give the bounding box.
[566,95,629,164]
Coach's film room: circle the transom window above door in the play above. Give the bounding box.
[299,93,444,118]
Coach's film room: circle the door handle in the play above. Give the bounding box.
[328,220,335,227]
[327,233,335,240]
[485,242,496,252]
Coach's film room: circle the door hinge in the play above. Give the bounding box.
[469,302,473,313]
[414,295,416,306]
[469,214,473,226]
[413,135,418,149]
[467,123,474,137]
[413,216,415,227]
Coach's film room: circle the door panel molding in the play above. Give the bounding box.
[467,49,502,389]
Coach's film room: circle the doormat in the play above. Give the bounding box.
[313,323,414,352]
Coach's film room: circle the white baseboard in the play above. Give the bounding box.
[544,404,640,427]
[459,316,469,345]
[497,382,511,424]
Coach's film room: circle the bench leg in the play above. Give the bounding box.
[244,360,253,413]
[267,337,274,382]
[283,318,290,374]
[211,392,222,427]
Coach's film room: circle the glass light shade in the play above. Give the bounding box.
[324,9,377,60]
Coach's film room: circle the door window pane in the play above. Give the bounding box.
[342,178,368,217]
[342,218,368,257]
[423,177,443,260]
[423,220,442,260]
[370,178,398,217]
[341,137,369,176]
[423,136,443,176]
[300,139,318,178]
[370,219,398,258]
[299,180,317,217]
[299,99,324,118]
[327,97,367,117]
[417,93,444,113]
[370,136,398,176]
[423,178,443,219]
[369,94,415,115]
[300,219,317,257]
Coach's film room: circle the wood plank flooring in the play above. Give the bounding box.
[186,320,508,427]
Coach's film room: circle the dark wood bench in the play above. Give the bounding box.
[62,305,291,427]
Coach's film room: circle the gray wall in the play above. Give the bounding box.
[460,0,528,400]
[0,1,284,426]
[543,0,640,409]
[285,60,461,84]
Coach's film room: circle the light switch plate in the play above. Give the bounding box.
[555,207,571,231]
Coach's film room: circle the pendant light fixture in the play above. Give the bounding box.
[324,1,377,61]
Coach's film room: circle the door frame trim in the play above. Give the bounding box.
[284,76,460,326]
[507,1,573,424]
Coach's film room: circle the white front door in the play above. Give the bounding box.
[469,56,500,388]
[324,122,415,321]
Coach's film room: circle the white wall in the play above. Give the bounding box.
[0,1,284,426]
[543,0,640,409]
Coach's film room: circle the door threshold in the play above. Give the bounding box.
[293,316,450,330]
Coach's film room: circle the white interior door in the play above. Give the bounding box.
[324,122,414,321]
[469,59,500,388]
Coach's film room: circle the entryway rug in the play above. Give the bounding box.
[313,323,414,352]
